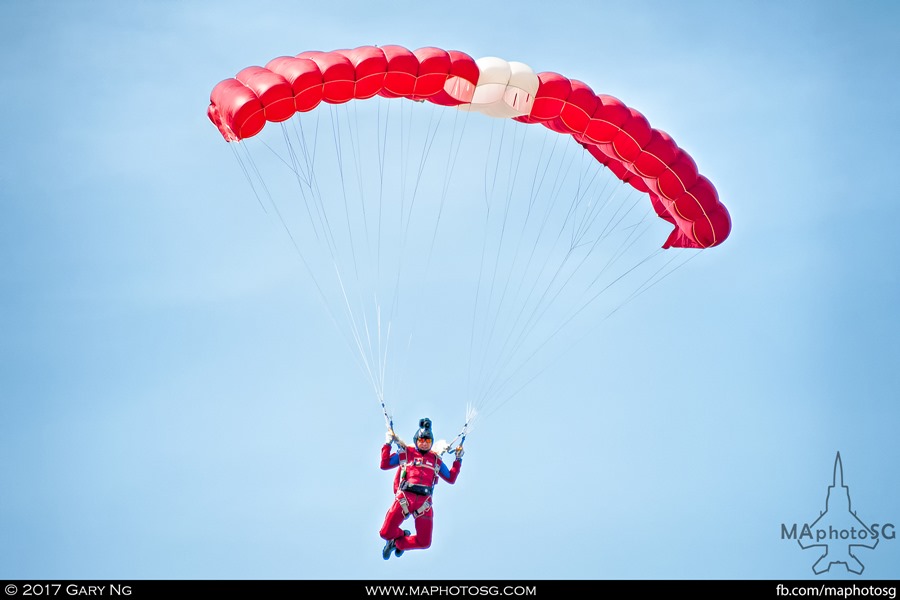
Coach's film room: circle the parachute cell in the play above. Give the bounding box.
[207,44,730,248]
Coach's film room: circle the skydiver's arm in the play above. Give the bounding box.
[439,458,462,484]
[380,444,399,470]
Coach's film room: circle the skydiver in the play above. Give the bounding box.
[379,417,464,559]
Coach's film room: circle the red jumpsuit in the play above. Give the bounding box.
[379,443,462,552]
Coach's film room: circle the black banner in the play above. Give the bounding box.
[2,580,899,598]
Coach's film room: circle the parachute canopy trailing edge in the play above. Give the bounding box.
[207,44,731,250]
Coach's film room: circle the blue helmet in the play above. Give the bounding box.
[413,417,433,444]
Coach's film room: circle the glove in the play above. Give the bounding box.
[385,429,396,445]
[455,446,465,460]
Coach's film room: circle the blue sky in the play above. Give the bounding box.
[2,0,899,581]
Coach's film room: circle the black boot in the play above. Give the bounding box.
[394,530,411,557]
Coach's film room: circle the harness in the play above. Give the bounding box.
[395,447,442,519]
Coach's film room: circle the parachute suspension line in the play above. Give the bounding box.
[595,189,645,249]
[477,246,669,423]
[525,176,644,310]
[335,265,375,373]
[359,296,381,400]
[472,136,584,408]
[481,251,653,413]
[475,343,567,424]
[371,97,416,418]
[374,97,405,320]
[328,104,362,282]
[295,111,356,274]
[290,113,350,285]
[229,142,269,214]
[251,99,702,438]
[427,107,471,266]
[346,102,371,251]
[382,100,413,330]
[547,190,651,320]
[485,130,569,355]
[240,141,278,209]
[371,100,455,420]
[483,249,692,414]
[570,172,618,252]
[364,99,393,418]
[526,186,650,332]
[497,131,562,326]
[375,98,390,280]
[471,237,664,422]
[340,101,393,405]
[292,112,346,261]
[475,128,555,386]
[274,124,322,243]
[585,191,655,291]
[486,133,570,344]
[606,248,703,320]
[381,100,444,335]
[398,100,411,236]
[376,103,407,362]
[555,186,647,302]
[330,105,396,406]
[402,102,445,245]
[232,135,383,398]
[564,248,664,338]
[470,140,668,414]
[473,118,526,388]
[377,307,393,417]
[370,101,394,414]
[358,99,461,425]
[236,142,308,258]
[317,98,451,422]
[545,161,697,332]
[442,403,477,456]
[567,151,606,251]
[276,126,311,186]
[481,120,530,334]
[485,116,508,208]
[465,117,504,402]
[374,98,392,401]
[480,186,641,406]
[385,101,447,344]
[279,113,398,425]
[331,262,388,405]
[527,130,561,215]
[471,120,539,401]
[467,119,516,405]
[286,108,387,406]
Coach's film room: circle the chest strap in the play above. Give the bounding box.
[398,449,442,487]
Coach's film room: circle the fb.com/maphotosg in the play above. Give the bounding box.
[776,584,896,598]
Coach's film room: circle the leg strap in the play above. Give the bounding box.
[396,493,432,519]
[412,499,431,519]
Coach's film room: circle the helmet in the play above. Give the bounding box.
[413,417,434,444]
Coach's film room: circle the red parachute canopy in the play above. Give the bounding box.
[207,45,730,249]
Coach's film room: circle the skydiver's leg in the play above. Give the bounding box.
[397,510,433,551]
[379,499,407,541]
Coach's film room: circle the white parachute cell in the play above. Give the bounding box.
[458,57,538,119]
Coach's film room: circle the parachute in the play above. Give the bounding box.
[207,44,731,446]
